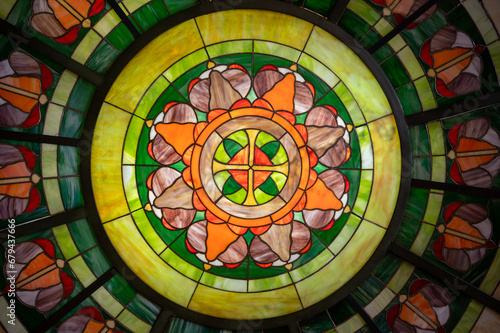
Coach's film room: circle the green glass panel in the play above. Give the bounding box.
[271,145,287,165]
[228,130,249,146]
[68,219,98,252]
[327,299,356,327]
[394,216,421,249]
[206,40,253,59]
[52,224,79,259]
[223,176,243,195]
[255,188,274,204]
[213,54,253,75]
[304,0,335,16]
[409,125,430,156]
[60,109,85,138]
[328,214,361,255]
[167,317,203,333]
[372,253,402,284]
[70,256,96,287]
[82,247,112,277]
[226,187,246,204]
[254,40,301,62]
[290,234,328,270]
[333,82,365,126]
[360,29,381,49]
[404,188,429,220]
[422,190,444,225]
[132,208,166,254]
[300,311,334,332]
[373,44,393,63]
[58,146,79,176]
[165,0,199,15]
[106,23,135,52]
[160,249,203,281]
[427,121,445,155]
[133,0,169,32]
[214,171,231,189]
[224,139,243,158]
[67,79,96,114]
[338,10,370,41]
[253,54,291,76]
[127,294,160,325]
[86,41,120,74]
[411,157,431,180]
[256,131,274,147]
[351,275,385,307]
[259,177,278,196]
[271,172,287,191]
[248,274,292,292]
[396,83,422,115]
[60,176,84,210]
[380,55,410,88]
[104,274,137,305]
[164,49,208,83]
[297,56,336,99]
[261,141,279,160]
[352,170,372,217]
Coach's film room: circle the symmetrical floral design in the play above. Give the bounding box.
[4,239,73,312]
[370,0,437,29]
[0,51,52,128]
[146,63,351,269]
[30,0,105,44]
[421,25,484,98]
[447,118,500,188]
[433,202,495,272]
[0,143,41,219]
[58,307,122,332]
[387,279,451,332]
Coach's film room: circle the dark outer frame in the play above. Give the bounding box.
[81,0,412,329]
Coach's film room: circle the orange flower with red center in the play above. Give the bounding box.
[146,63,351,269]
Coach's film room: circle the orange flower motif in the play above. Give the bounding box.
[421,26,484,98]
[370,0,437,29]
[30,0,105,44]
[447,118,500,188]
[4,239,73,313]
[433,203,495,272]
[147,63,351,269]
[387,279,451,333]
[58,307,122,333]
[0,143,41,219]
[0,51,52,128]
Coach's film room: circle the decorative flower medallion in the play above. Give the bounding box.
[146,63,351,269]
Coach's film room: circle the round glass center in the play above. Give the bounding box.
[213,129,289,205]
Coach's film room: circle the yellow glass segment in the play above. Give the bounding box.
[105,19,204,112]
[92,103,131,222]
[364,115,401,228]
[104,215,197,306]
[188,284,303,320]
[304,27,392,123]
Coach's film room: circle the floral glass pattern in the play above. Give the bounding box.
[433,202,495,272]
[3,239,74,313]
[30,0,105,44]
[147,63,351,269]
[387,279,452,332]
[58,307,122,332]
[421,25,484,98]
[0,51,52,128]
[447,118,500,188]
[370,0,437,28]
[0,143,41,219]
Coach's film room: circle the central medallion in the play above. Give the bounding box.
[213,128,289,206]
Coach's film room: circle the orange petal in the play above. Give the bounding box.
[194,122,208,140]
[188,79,199,93]
[293,194,307,211]
[252,98,274,110]
[295,124,308,143]
[274,211,293,225]
[206,223,239,261]
[308,147,318,167]
[183,145,194,166]
[227,224,248,235]
[276,111,296,124]
[147,141,154,159]
[182,168,193,188]
[162,218,176,230]
[163,101,179,113]
[206,210,226,224]
[231,99,252,110]
[307,169,317,189]
[146,171,154,190]
[305,178,342,210]
[156,123,195,155]
[250,225,271,235]
[262,73,296,112]
[305,82,315,98]
[208,109,228,122]
[192,192,206,211]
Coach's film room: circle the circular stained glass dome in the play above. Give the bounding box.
[90,9,409,325]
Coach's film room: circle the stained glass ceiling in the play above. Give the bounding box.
[1,0,500,332]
